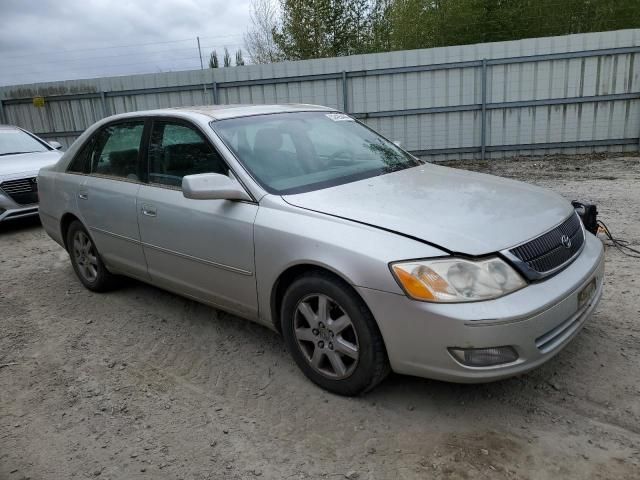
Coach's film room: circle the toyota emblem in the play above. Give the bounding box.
[560,234,572,249]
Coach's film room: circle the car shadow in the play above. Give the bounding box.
[0,216,42,235]
[371,370,526,402]
[122,275,549,406]
[47,236,570,410]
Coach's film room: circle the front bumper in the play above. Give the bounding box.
[358,233,605,383]
[0,189,39,222]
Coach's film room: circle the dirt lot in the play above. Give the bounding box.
[1,154,639,480]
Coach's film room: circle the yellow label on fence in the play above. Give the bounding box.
[33,96,45,108]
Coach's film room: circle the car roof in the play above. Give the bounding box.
[0,124,20,130]
[176,103,335,120]
[108,104,337,122]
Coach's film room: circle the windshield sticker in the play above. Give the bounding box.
[326,113,354,122]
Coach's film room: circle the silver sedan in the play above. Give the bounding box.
[37,105,604,395]
[0,125,63,222]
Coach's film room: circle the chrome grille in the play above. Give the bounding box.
[509,213,584,277]
[0,177,39,205]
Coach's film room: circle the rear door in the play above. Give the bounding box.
[136,119,259,319]
[75,120,150,281]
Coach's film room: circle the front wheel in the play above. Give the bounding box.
[281,272,389,395]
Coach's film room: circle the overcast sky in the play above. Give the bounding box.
[0,0,251,86]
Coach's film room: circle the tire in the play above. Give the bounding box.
[66,220,117,292]
[281,271,389,396]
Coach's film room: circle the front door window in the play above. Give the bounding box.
[147,122,228,188]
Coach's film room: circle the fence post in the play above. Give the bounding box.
[0,99,5,124]
[100,91,109,118]
[342,71,348,113]
[481,58,487,161]
[212,80,218,105]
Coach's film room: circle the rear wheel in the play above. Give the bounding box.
[281,272,389,395]
[66,220,117,292]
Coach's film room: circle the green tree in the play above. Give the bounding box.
[341,0,372,54]
[386,0,640,50]
[235,49,245,66]
[248,0,640,62]
[273,0,372,60]
[208,50,219,68]
[369,0,394,53]
[223,48,232,67]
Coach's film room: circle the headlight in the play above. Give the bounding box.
[390,257,526,303]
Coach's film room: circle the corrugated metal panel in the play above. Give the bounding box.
[1,29,639,155]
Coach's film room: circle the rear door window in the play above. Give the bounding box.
[88,122,145,181]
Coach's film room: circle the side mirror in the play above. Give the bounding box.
[49,140,63,150]
[182,173,252,201]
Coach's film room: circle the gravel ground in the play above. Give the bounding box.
[1,154,639,480]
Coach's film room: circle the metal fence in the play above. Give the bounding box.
[1,29,639,160]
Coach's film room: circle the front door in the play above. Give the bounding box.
[136,119,258,319]
[76,120,149,281]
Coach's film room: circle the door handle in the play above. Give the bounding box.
[78,192,88,200]
[141,204,157,217]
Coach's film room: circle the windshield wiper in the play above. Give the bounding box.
[0,151,38,156]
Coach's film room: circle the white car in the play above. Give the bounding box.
[0,125,63,222]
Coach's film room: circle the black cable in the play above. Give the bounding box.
[596,219,640,259]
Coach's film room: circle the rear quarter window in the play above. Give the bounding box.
[66,138,94,174]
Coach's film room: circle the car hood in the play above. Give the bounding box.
[0,150,62,180]
[282,163,574,255]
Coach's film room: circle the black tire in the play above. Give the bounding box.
[66,220,117,292]
[281,271,389,396]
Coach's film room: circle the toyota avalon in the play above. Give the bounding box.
[37,105,604,395]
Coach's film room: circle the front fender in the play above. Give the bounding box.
[253,196,447,327]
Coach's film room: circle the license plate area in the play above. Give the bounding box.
[578,278,596,309]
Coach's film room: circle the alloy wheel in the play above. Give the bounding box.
[293,294,359,379]
[72,230,99,283]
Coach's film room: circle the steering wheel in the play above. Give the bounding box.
[326,149,354,167]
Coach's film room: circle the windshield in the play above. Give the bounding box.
[0,129,49,156]
[211,111,422,194]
